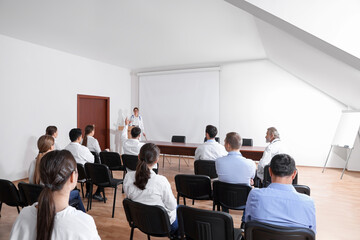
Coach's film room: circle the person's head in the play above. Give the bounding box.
[224,132,242,151]
[37,150,78,240]
[205,125,218,140]
[266,127,280,143]
[46,126,58,138]
[82,125,95,146]
[34,135,55,184]
[134,143,160,190]
[133,107,139,117]
[131,126,142,139]
[269,154,297,184]
[69,128,82,143]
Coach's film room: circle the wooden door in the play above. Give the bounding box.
[77,94,110,150]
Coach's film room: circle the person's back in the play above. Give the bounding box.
[215,132,256,185]
[245,154,316,233]
[195,125,227,160]
[65,128,94,165]
[121,118,145,155]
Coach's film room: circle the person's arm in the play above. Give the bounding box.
[121,118,129,141]
[162,178,177,211]
[84,147,94,163]
[257,147,271,179]
[94,139,101,153]
[139,116,146,137]
[194,147,201,160]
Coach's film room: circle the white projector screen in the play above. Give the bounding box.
[139,69,220,143]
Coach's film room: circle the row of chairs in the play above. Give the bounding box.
[123,199,315,240]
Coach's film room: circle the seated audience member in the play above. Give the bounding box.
[82,124,109,153]
[121,117,145,155]
[29,135,86,212]
[65,128,104,201]
[123,143,178,233]
[10,150,100,240]
[46,125,61,150]
[257,127,287,182]
[194,125,227,161]
[245,154,316,233]
[215,132,256,186]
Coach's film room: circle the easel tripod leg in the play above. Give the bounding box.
[322,146,333,173]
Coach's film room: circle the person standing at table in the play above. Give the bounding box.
[257,127,287,182]
[194,125,227,160]
[129,107,146,139]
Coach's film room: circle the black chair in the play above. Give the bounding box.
[0,179,23,216]
[194,160,218,179]
[242,138,253,146]
[18,182,44,206]
[122,154,159,174]
[85,163,123,218]
[177,205,242,240]
[77,163,88,198]
[123,198,176,240]
[174,174,212,206]
[294,184,311,196]
[213,181,251,227]
[263,165,298,188]
[91,151,101,164]
[99,151,126,179]
[203,137,220,143]
[245,221,315,240]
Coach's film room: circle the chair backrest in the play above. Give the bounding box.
[85,163,112,185]
[18,182,44,206]
[177,205,236,240]
[203,137,220,143]
[99,151,123,170]
[213,180,251,210]
[122,154,139,171]
[123,198,172,238]
[194,160,218,179]
[293,185,311,196]
[242,138,253,146]
[245,221,315,240]
[77,163,87,181]
[263,165,298,187]
[175,174,212,200]
[90,151,101,164]
[171,135,186,143]
[0,179,22,207]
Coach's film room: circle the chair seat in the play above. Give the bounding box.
[97,178,123,188]
[109,165,125,171]
[234,228,243,240]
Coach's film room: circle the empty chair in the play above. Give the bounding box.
[177,205,242,240]
[0,179,23,216]
[85,162,123,218]
[123,198,176,240]
[18,182,44,206]
[245,221,315,240]
[194,160,218,179]
[263,165,298,188]
[174,174,212,206]
[99,151,125,178]
[294,184,311,196]
[77,163,88,198]
[242,138,253,146]
[90,151,101,164]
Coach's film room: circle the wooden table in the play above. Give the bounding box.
[144,140,265,160]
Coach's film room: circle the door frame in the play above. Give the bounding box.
[77,94,110,148]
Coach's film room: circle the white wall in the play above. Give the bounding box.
[0,34,131,181]
[219,60,346,167]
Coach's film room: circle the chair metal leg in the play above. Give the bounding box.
[147,235,151,240]
[192,199,195,205]
[87,183,93,211]
[16,206,20,213]
[103,188,106,203]
[178,156,181,171]
[177,194,180,205]
[80,182,84,198]
[183,197,186,206]
[112,186,117,218]
[0,202,2,217]
[212,202,215,211]
[130,227,134,240]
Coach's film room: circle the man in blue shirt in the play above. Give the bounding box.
[215,132,256,186]
[245,154,316,233]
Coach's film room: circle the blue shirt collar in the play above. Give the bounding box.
[228,151,242,156]
[206,139,215,143]
[268,183,296,192]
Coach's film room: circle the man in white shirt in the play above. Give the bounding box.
[257,127,287,182]
[194,125,227,160]
[122,118,145,155]
[129,107,146,139]
[65,128,104,201]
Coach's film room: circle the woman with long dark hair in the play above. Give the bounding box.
[123,143,178,232]
[10,150,100,240]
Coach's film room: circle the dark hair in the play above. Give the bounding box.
[270,154,296,177]
[37,150,77,240]
[69,128,82,142]
[133,107,139,111]
[34,135,55,184]
[131,127,141,138]
[46,126,58,136]
[134,143,159,190]
[206,125,218,139]
[82,125,95,147]
[225,132,242,149]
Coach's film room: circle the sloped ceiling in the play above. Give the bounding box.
[226,0,360,109]
[0,0,266,70]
